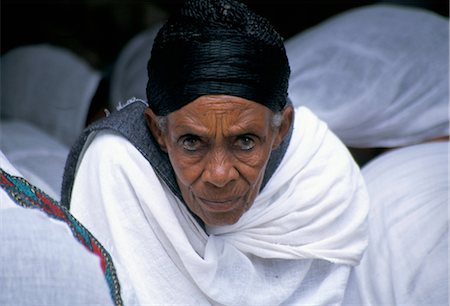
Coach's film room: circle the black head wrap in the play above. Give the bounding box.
[146,0,290,116]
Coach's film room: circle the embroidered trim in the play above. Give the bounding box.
[0,168,123,306]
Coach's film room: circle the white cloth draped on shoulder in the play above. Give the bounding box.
[70,106,369,305]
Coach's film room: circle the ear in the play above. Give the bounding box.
[272,105,294,149]
[144,107,168,153]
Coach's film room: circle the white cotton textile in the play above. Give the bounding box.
[286,5,449,148]
[0,151,113,306]
[343,142,449,305]
[0,120,69,200]
[109,24,162,110]
[1,44,100,147]
[70,106,369,305]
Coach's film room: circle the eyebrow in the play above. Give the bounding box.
[171,118,268,138]
[227,119,268,136]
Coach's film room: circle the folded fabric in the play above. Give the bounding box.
[0,120,69,200]
[286,5,448,148]
[0,151,120,306]
[343,141,449,304]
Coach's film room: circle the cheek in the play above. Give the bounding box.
[235,146,274,180]
[237,160,266,185]
[236,149,269,169]
[166,147,203,186]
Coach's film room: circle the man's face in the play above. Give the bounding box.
[146,95,291,227]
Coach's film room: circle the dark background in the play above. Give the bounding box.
[2,0,448,71]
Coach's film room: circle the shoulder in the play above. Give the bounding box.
[80,130,146,167]
[293,106,328,136]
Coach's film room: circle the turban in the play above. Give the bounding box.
[146,0,290,116]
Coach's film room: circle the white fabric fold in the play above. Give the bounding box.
[70,106,369,305]
[286,5,448,148]
[0,120,69,200]
[206,107,368,265]
[344,141,449,305]
[0,151,114,306]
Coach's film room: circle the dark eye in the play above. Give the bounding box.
[235,135,255,151]
[181,135,201,151]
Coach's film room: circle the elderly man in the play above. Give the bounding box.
[62,0,368,304]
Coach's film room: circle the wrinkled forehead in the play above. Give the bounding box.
[166,95,275,134]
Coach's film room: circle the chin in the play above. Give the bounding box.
[202,207,250,227]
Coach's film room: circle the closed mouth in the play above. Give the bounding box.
[197,197,241,212]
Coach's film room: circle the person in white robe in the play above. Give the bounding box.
[63,1,369,305]
[0,151,114,306]
[285,4,448,149]
[286,4,448,304]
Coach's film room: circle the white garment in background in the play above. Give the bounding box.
[109,24,163,110]
[0,120,69,200]
[1,44,100,147]
[286,5,448,148]
[343,142,449,305]
[70,106,369,305]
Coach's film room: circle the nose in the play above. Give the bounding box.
[202,149,239,188]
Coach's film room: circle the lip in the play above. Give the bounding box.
[197,197,241,212]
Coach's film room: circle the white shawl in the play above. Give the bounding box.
[70,106,369,305]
